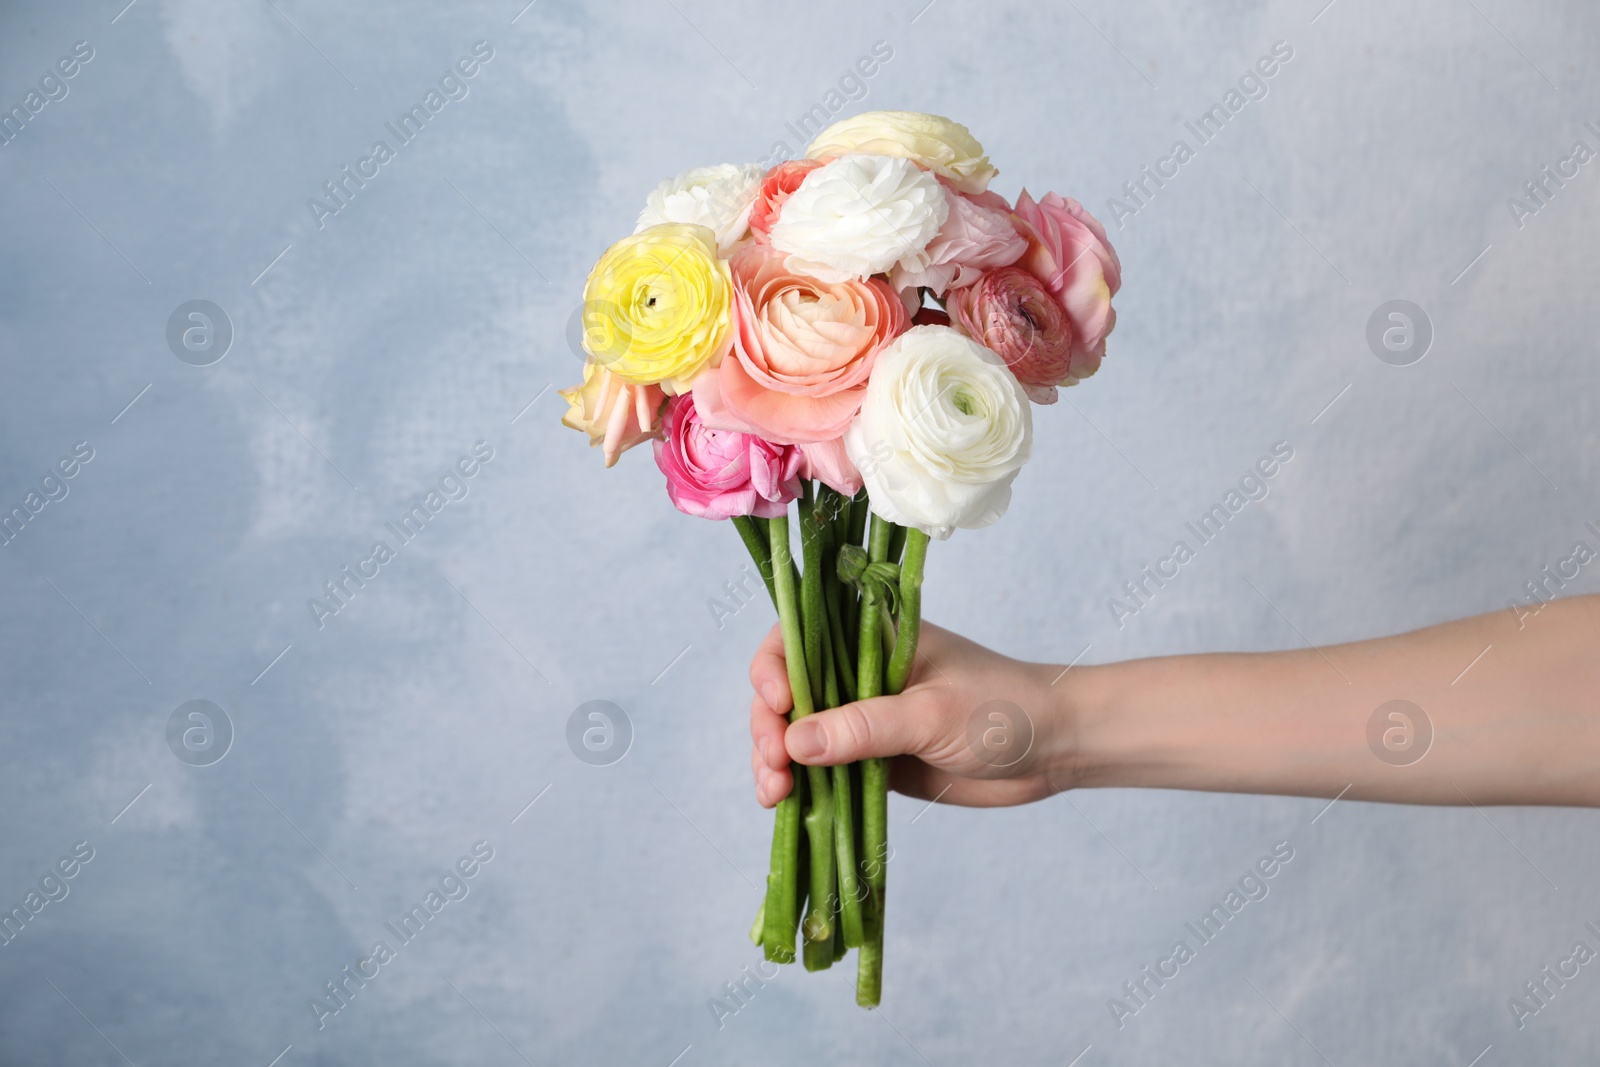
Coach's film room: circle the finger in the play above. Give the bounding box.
[748,623,791,715]
[756,765,793,808]
[783,694,935,767]
[750,693,789,771]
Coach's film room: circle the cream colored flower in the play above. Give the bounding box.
[559,361,666,467]
[806,110,998,195]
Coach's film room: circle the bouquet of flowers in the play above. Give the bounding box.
[560,110,1120,1006]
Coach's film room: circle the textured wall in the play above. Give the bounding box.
[1,1,1597,1063]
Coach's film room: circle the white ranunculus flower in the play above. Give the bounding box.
[844,325,1032,539]
[634,163,764,255]
[768,155,948,283]
[806,110,998,195]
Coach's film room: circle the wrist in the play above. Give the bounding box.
[1027,658,1106,788]
[1036,657,1149,791]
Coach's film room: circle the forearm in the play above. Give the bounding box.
[1062,595,1600,806]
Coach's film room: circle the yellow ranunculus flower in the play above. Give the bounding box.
[805,110,998,195]
[580,223,733,393]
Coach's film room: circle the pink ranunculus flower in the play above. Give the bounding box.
[891,181,1028,297]
[694,243,909,450]
[797,438,862,496]
[946,266,1076,404]
[748,159,826,244]
[1011,190,1121,385]
[654,394,802,520]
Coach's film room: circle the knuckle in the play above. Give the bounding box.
[834,702,877,755]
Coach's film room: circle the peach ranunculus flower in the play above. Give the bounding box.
[946,266,1078,404]
[559,361,667,466]
[1011,191,1121,385]
[694,242,909,447]
[749,159,826,244]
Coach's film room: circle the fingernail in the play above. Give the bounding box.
[761,683,781,708]
[788,720,825,760]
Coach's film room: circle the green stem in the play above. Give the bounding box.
[847,487,868,547]
[856,515,892,702]
[887,523,908,567]
[817,488,858,703]
[861,525,930,1004]
[770,512,837,964]
[820,570,867,950]
[840,489,866,656]
[761,512,810,962]
[825,579,857,703]
[762,789,800,963]
[730,515,778,607]
[886,529,929,695]
[798,486,826,709]
[855,515,894,1006]
[738,512,800,963]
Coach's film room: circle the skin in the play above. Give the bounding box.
[751,595,1600,810]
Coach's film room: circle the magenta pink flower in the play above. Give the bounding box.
[654,395,803,519]
[1011,190,1121,385]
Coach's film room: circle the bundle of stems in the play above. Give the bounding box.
[731,482,929,1008]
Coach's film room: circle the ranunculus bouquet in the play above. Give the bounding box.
[560,110,1119,1005]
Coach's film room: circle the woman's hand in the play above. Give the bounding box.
[749,620,1076,808]
[754,595,1600,812]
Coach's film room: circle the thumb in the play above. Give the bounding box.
[784,694,932,766]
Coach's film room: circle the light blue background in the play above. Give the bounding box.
[1,0,1598,1063]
